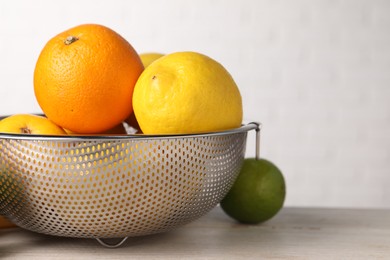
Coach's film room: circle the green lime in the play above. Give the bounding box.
[220,158,286,224]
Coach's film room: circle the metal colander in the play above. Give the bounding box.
[0,122,260,247]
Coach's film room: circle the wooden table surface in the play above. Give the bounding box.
[1,206,389,259]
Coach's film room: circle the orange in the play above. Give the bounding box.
[34,24,144,134]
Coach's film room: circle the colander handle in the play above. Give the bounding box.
[247,122,261,160]
[96,237,128,248]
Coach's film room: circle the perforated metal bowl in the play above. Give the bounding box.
[0,122,260,247]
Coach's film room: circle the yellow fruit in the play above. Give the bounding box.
[133,51,243,134]
[139,52,164,68]
[0,114,66,135]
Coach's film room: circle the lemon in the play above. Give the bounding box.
[132,51,243,134]
[139,52,164,68]
[220,158,286,224]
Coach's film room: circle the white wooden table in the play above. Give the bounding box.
[1,206,389,259]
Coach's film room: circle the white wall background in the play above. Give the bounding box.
[1,0,389,209]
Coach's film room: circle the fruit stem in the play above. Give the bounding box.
[20,127,32,134]
[64,36,79,45]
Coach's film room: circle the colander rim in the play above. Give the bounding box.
[0,121,260,141]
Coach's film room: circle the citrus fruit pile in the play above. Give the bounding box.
[0,23,242,136]
[0,23,285,225]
